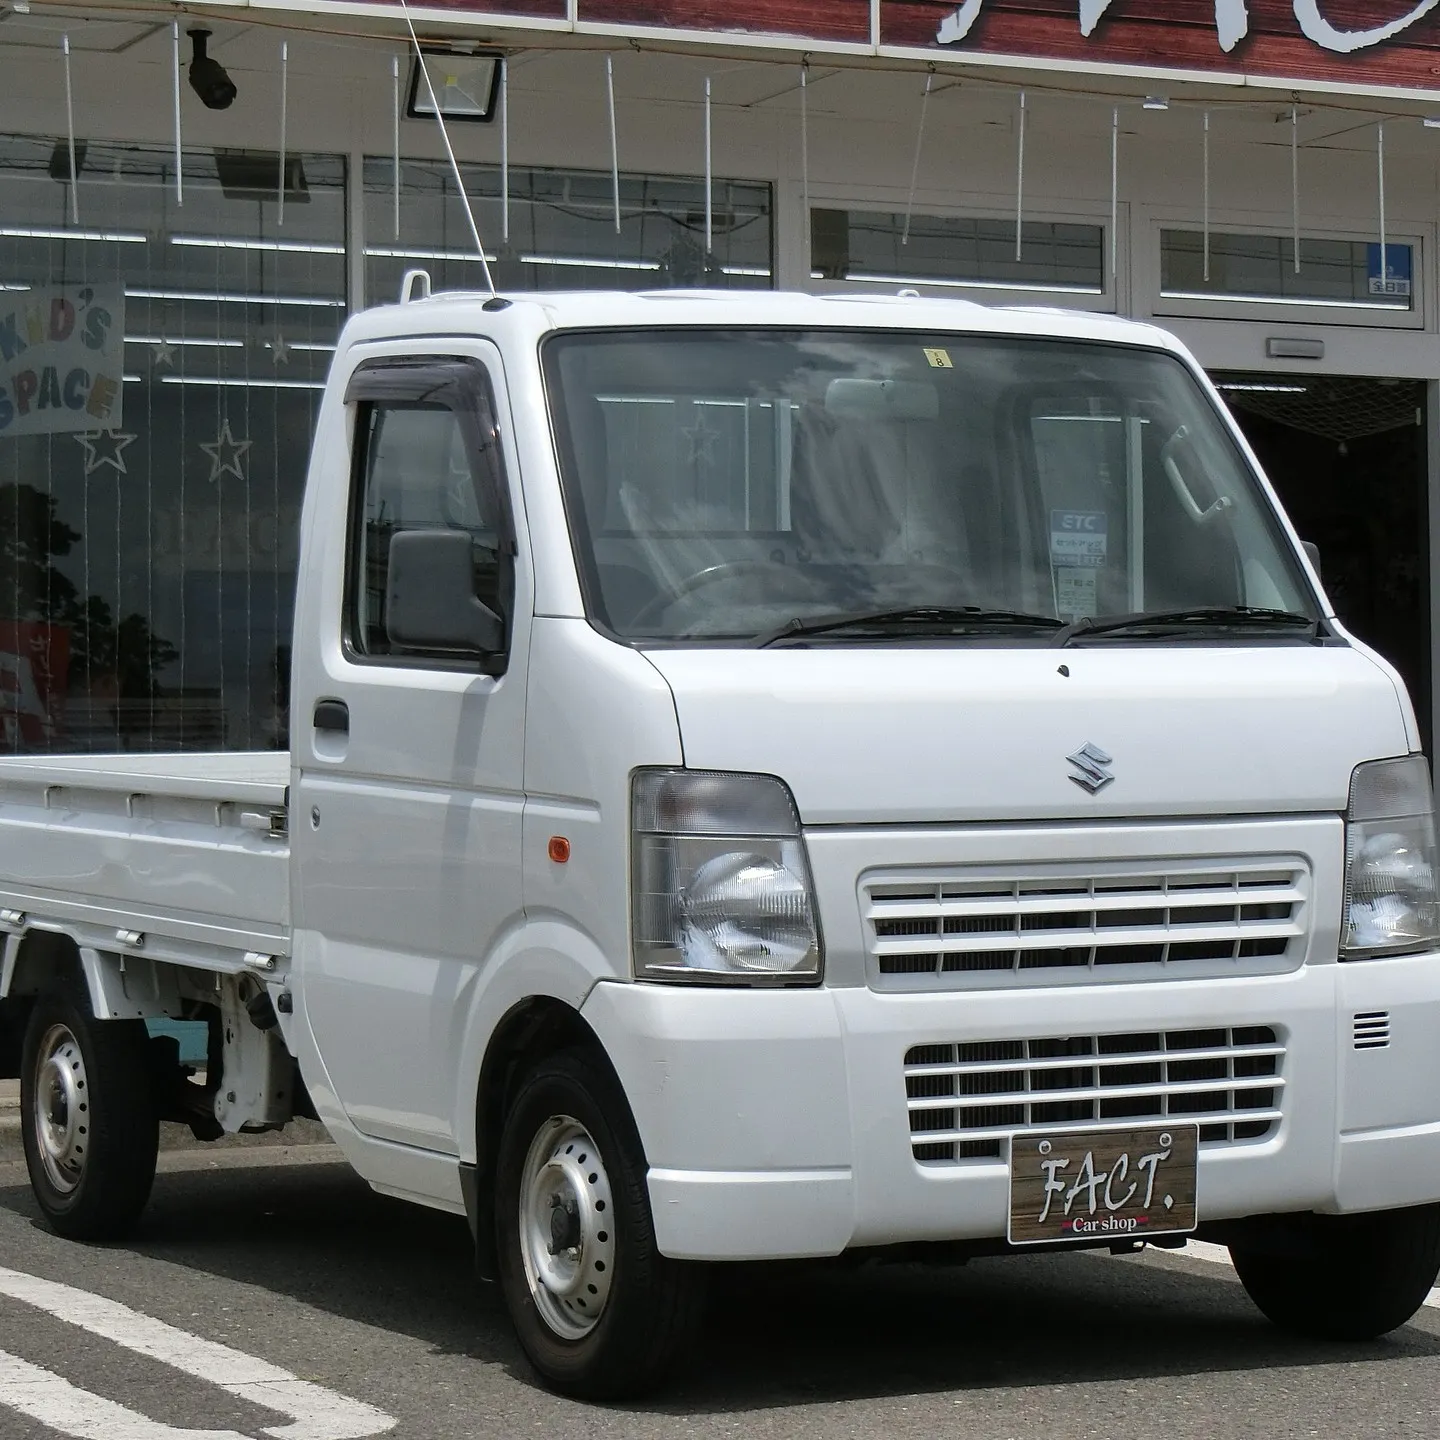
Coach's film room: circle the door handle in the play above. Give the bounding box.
[313,699,349,735]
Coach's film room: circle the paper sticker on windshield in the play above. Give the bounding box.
[923,347,953,369]
[1056,568,1098,620]
[1050,510,1108,569]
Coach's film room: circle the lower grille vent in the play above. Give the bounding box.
[905,1026,1285,1165]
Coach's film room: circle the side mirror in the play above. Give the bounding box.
[1301,539,1322,580]
[386,529,505,655]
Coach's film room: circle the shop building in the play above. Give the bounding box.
[0,1,1437,752]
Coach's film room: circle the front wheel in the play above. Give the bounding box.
[495,1049,705,1399]
[20,990,159,1241]
[1231,1205,1440,1341]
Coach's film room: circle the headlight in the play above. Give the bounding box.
[631,769,822,984]
[1342,755,1440,958]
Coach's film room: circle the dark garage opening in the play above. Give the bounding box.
[1214,372,1430,754]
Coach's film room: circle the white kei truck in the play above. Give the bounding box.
[2,284,1440,1399]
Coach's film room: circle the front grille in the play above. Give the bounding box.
[904,1025,1284,1165]
[867,862,1307,987]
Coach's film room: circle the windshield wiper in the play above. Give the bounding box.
[1053,606,1321,648]
[756,606,1065,648]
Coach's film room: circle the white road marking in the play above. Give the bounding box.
[1166,1240,1440,1309]
[0,1267,394,1440]
[0,1348,250,1440]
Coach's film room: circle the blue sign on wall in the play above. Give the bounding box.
[1366,243,1413,299]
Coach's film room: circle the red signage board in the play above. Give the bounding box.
[396,1,1440,95]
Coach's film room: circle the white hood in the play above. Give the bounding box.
[643,644,1410,826]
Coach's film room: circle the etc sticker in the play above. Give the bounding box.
[1050,510,1108,569]
[923,347,953,369]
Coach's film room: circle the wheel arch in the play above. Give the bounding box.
[467,994,623,1282]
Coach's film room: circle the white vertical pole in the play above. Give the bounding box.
[277,41,289,227]
[1015,89,1027,261]
[500,56,510,245]
[1291,105,1301,273]
[61,35,78,224]
[1203,110,1211,283]
[902,70,933,246]
[1378,121,1388,286]
[704,76,713,254]
[1110,105,1119,283]
[800,62,810,268]
[1127,414,1145,612]
[606,55,620,234]
[172,22,183,206]
[392,56,401,240]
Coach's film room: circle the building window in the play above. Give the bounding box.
[810,209,1106,297]
[0,135,346,753]
[362,158,772,302]
[1159,229,1417,316]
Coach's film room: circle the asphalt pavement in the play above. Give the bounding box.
[1,1100,1439,1439]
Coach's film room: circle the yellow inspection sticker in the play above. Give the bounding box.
[923,347,954,369]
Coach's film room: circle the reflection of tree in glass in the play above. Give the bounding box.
[0,482,177,702]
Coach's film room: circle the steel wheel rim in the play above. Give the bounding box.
[32,1023,89,1195]
[518,1115,616,1340]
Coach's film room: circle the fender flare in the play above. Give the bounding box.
[448,914,618,1161]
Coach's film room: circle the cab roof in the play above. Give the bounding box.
[337,286,1186,357]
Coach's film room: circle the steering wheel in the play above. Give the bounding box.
[629,560,808,629]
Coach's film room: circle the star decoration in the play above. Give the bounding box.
[200,419,251,485]
[74,429,136,477]
[151,338,176,368]
[265,332,290,365]
[682,410,721,469]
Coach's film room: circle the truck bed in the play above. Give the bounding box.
[0,751,290,963]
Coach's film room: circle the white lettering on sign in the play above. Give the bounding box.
[1034,1145,1173,1224]
[937,2,1439,55]
[1293,0,1440,53]
[0,1267,395,1440]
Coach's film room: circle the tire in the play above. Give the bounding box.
[1231,1205,1440,1341]
[20,988,159,1242]
[495,1048,705,1399]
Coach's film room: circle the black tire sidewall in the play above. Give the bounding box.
[20,988,158,1240]
[494,1049,694,1397]
[1232,1204,1440,1341]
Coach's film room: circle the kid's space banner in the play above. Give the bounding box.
[0,284,125,438]
[396,3,1440,93]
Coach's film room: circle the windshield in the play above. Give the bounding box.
[543,328,1319,644]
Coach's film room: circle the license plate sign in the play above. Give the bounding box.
[1009,1124,1199,1245]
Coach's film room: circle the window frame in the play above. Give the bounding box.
[342,355,516,674]
[800,192,1118,312]
[1149,218,1426,331]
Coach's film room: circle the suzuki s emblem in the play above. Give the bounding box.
[1067,743,1115,795]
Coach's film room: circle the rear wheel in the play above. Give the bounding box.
[1231,1205,1440,1341]
[495,1048,705,1399]
[20,989,158,1241]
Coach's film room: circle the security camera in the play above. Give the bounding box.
[188,29,237,110]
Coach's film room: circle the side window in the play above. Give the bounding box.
[347,361,513,662]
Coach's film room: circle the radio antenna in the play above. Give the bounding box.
[397,0,497,297]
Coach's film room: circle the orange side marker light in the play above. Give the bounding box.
[548,835,571,864]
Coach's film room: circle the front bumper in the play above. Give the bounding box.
[581,953,1440,1261]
